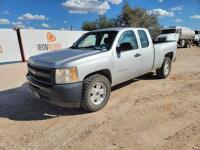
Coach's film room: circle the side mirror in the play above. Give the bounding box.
[116,42,133,53]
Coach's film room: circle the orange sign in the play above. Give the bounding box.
[37,32,61,51]
[47,32,56,42]
[0,46,2,54]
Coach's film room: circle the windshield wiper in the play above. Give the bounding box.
[70,45,107,51]
[93,47,105,51]
[69,45,77,49]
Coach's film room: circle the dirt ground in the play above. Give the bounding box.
[0,47,200,150]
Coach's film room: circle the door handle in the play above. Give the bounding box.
[134,53,141,57]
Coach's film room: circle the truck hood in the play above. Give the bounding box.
[28,48,101,68]
[157,33,178,41]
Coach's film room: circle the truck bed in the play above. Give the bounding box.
[152,41,177,70]
[153,40,176,44]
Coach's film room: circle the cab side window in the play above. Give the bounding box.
[118,30,138,50]
[138,30,149,48]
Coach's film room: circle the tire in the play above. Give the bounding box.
[81,74,111,112]
[178,39,185,48]
[183,40,188,48]
[156,57,172,79]
[186,43,189,48]
[186,41,191,48]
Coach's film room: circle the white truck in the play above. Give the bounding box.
[157,26,195,48]
[194,30,200,46]
[27,28,177,112]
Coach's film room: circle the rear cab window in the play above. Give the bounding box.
[138,30,149,48]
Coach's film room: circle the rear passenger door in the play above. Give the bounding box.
[138,30,154,75]
[113,30,142,84]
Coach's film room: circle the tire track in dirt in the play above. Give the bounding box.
[157,121,200,150]
[68,89,200,150]
[56,76,200,150]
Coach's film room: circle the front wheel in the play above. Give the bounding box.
[156,57,172,79]
[81,74,111,112]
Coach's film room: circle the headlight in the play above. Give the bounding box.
[55,67,78,84]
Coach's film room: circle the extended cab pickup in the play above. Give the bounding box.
[27,28,177,112]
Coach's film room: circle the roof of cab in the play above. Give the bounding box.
[92,27,147,32]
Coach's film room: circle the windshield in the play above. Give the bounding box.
[70,31,118,51]
[161,29,176,34]
[195,31,199,34]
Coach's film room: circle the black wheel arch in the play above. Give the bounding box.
[83,69,112,85]
[165,52,174,60]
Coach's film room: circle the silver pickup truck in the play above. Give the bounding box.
[27,28,177,112]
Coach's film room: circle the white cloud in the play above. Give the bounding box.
[62,0,121,14]
[148,8,174,17]
[191,15,200,19]
[158,0,164,2]
[3,10,10,15]
[175,18,183,23]
[108,0,122,5]
[0,18,10,24]
[12,21,35,29]
[12,21,26,28]
[170,5,184,12]
[18,13,48,21]
[41,23,50,28]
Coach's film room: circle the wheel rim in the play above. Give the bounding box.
[164,62,170,75]
[181,40,185,47]
[90,83,107,105]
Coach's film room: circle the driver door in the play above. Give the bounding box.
[113,30,142,85]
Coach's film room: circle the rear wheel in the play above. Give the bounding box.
[186,40,191,48]
[81,74,111,112]
[156,57,172,79]
[178,39,185,48]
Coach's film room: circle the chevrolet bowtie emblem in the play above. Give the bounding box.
[32,69,36,75]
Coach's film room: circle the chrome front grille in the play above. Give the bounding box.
[28,63,54,85]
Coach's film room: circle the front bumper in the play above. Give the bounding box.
[27,75,83,108]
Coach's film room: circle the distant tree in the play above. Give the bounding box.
[96,16,115,29]
[115,3,161,40]
[82,3,161,40]
[82,22,97,31]
[82,16,114,31]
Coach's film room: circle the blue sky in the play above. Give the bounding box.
[0,0,200,30]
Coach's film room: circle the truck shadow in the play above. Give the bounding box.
[112,72,158,91]
[0,73,158,121]
[0,83,87,121]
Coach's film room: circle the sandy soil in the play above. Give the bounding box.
[0,47,200,150]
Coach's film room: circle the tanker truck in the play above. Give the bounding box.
[193,30,200,46]
[156,26,195,48]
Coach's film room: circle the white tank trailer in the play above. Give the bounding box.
[157,26,195,48]
[193,30,200,46]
